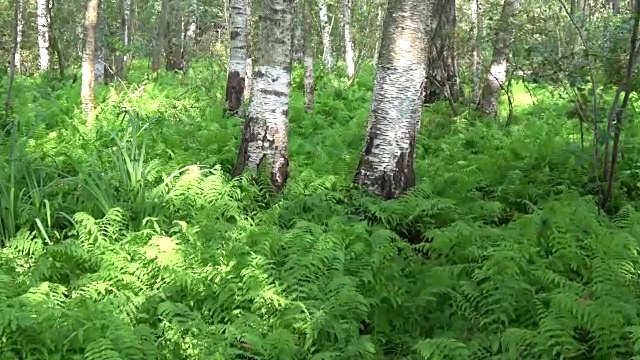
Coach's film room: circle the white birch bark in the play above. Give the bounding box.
[37,0,51,71]
[304,0,314,110]
[373,3,383,65]
[187,0,197,40]
[225,0,249,115]
[123,0,130,62]
[343,0,355,78]
[14,0,23,74]
[82,0,100,116]
[244,0,252,103]
[94,0,105,83]
[476,0,520,115]
[354,0,428,199]
[292,0,304,61]
[317,0,334,68]
[233,0,295,193]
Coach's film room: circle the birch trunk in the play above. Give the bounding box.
[317,0,334,68]
[37,0,51,72]
[81,0,100,115]
[94,0,106,83]
[225,0,249,116]
[304,0,315,111]
[14,0,23,74]
[354,0,428,199]
[292,0,304,61]
[476,0,520,115]
[232,0,295,193]
[343,0,355,78]
[181,0,197,70]
[373,3,383,65]
[244,0,252,103]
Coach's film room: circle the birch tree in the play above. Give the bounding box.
[225,0,249,116]
[37,0,51,71]
[317,0,334,68]
[232,0,295,193]
[354,0,428,199]
[304,0,315,111]
[81,0,100,115]
[475,0,520,115]
[14,0,23,74]
[343,0,355,78]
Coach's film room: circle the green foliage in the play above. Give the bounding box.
[3,60,640,360]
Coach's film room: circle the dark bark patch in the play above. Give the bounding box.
[259,88,288,98]
[230,30,241,41]
[270,153,289,194]
[224,70,245,116]
[232,115,262,177]
[354,130,416,200]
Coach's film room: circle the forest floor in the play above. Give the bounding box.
[2,60,640,359]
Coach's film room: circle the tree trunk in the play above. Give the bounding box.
[181,0,197,71]
[232,0,295,193]
[166,0,186,71]
[244,0,253,103]
[475,0,520,115]
[14,0,23,74]
[304,0,315,111]
[372,3,383,65]
[81,0,100,115]
[5,0,20,115]
[48,0,64,77]
[292,0,304,61]
[94,0,106,84]
[471,0,481,103]
[37,0,51,72]
[115,0,130,79]
[317,0,334,68]
[611,0,619,13]
[354,0,428,199]
[152,0,169,72]
[424,0,461,104]
[343,0,355,78]
[225,0,249,116]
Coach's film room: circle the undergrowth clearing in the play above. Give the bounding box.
[3,61,640,359]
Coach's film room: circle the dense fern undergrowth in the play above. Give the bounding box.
[4,60,640,359]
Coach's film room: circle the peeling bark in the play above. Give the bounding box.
[232,0,295,193]
[354,0,428,199]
